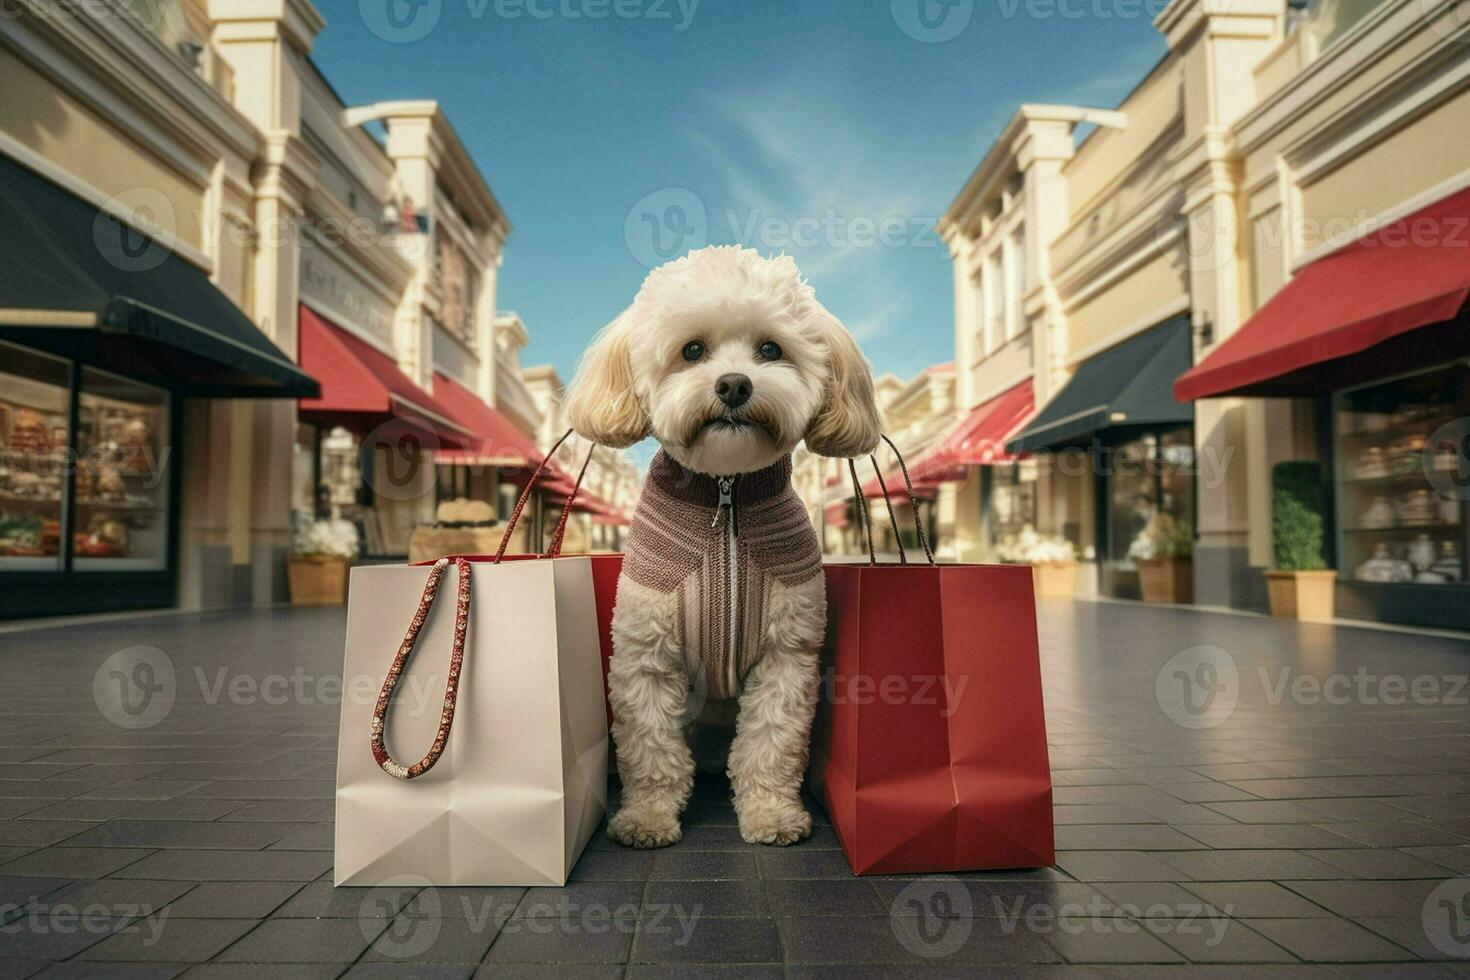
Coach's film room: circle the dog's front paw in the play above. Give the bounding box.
[607,803,682,849]
[738,799,812,846]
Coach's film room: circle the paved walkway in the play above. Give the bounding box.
[0,599,1468,976]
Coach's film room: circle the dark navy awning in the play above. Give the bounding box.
[0,153,318,398]
[1007,315,1193,453]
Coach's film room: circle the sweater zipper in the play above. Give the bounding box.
[712,475,740,696]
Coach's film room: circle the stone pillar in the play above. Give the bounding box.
[208,0,324,605]
[1157,0,1287,611]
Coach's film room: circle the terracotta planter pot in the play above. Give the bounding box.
[1265,569,1337,622]
[1137,557,1192,603]
[1031,561,1079,598]
[288,555,351,607]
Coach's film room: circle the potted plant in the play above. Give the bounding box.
[1265,461,1336,622]
[288,517,359,607]
[1129,513,1193,603]
[997,525,1080,598]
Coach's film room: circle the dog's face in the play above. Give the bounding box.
[564,247,882,476]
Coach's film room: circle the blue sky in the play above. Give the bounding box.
[313,0,1165,385]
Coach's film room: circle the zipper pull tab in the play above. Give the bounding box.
[712,476,734,529]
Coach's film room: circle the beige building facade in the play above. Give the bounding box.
[925,0,1470,629]
[0,0,634,619]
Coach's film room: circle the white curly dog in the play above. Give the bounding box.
[564,246,881,848]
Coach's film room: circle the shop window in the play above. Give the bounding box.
[1336,365,1465,586]
[73,369,171,570]
[0,342,70,570]
[991,462,1037,542]
[292,422,320,521]
[1102,428,1196,597]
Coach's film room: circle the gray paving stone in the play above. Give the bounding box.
[482,914,634,964]
[76,917,254,962]
[644,879,766,917]
[214,917,387,963]
[109,849,332,882]
[362,913,502,963]
[649,851,756,881]
[0,847,153,878]
[779,913,1060,965]
[630,914,778,964]
[275,880,418,919]
[59,820,308,850]
[1179,881,1336,918]
[1245,917,1417,962]
[159,881,303,918]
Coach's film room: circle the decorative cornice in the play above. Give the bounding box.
[346,100,512,248]
[207,0,325,54]
[940,104,1126,239]
[1155,0,1282,49]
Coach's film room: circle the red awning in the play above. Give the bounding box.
[857,378,1035,498]
[298,305,472,446]
[1176,186,1470,400]
[823,499,849,528]
[432,372,544,469]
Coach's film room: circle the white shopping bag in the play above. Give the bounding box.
[334,555,608,886]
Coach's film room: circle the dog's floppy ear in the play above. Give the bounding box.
[564,309,650,449]
[804,306,882,458]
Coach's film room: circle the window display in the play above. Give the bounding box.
[1102,427,1195,597]
[0,343,70,570]
[74,369,170,570]
[1336,366,1465,586]
[989,461,1036,543]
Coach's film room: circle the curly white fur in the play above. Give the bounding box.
[565,247,880,848]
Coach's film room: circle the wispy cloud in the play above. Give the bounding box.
[682,79,941,347]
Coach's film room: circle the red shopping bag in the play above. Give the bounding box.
[417,430,624,725]
[809,447,1053,875]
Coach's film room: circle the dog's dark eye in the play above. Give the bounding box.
[682,341,705,363]
[758,341,782,361]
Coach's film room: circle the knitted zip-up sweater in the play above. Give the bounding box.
[622,451,823,701]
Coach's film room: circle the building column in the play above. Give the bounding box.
[1157,0,1286,610]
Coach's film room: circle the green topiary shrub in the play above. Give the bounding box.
[1273,461,1328,571]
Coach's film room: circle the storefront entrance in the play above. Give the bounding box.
[0,155,317,619]
[1332,362,1470,628]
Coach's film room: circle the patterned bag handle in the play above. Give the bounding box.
[370,555,470,780]
[493,428,595,561]
[371,431,595,780]
[848,435,936,567]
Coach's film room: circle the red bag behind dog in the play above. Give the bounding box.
[808,446,1054,876]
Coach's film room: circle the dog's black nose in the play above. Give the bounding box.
[714,373,753,409]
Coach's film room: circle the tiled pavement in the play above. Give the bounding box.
[0,600,1469,976]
